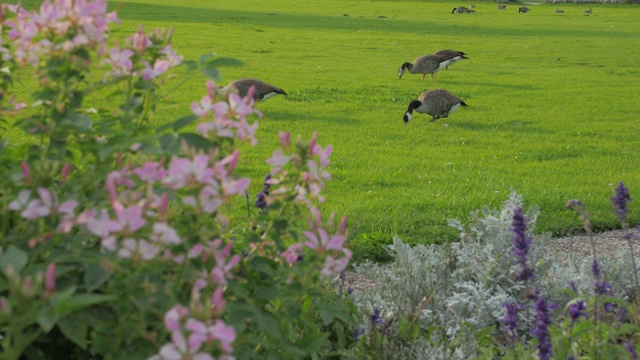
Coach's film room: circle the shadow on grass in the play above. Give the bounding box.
[263,110,363,125]
[443,79,543,91]
[110,2,639,39]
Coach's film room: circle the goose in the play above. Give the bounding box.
[452,6,469,14]
[222,78,287,102]
[555,8,564,13]
[519,7,531,13]
[470,3,476,8]
[398,55,454,81]
[584,8,592,14]
[496,4,507,9]
[433,49,469,70]
[403,89,468,124]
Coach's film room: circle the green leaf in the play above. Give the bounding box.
[178,133,214,152]
[208,57,244,68]
[227,302,259,325]
[298,333,328,353]
[253,286,278,301]
[172,115,199,131]
[256,312,282,341]
[52,293,118,315]
[159,133,180,154]
[199,53,215,65]
[57,312,89,349]
[83,262,113,293]
[37,306,60,332]
[319,304,354,326]
[0,245,28,276]
[200,66,221,81]
[182,59,198,71]
[62,112,92,131]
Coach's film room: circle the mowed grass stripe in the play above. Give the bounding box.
[6,0,640,261]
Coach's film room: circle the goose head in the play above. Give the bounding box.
[403,100,422,124]
[398,63,410,79]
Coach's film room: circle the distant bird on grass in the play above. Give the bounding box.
[470,3,476,8]
[519,7,531,13]
[222,78,287,102]
[452,6,474,14]
[584,8,592,14]
[403,89,468,124]
[496,4,507,9]
[555,8,564,13]
[398,55,454,81]
[433,49,469,70]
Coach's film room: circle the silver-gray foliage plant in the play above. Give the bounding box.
[351,190,638,358]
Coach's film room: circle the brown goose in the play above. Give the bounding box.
[496,4,507,9]
[398,55,453,81]
[223,78,287,102]
[403,89,468,124]
[518,7,531,13]
[433,49,469,70]
[452,6,471,14]
[555,8,564,13]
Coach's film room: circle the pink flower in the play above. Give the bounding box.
[133,161,167,183]
[163,155,215,189]
[21,161,31,184]
[156,331,214,360]
[150,223,181,245]
[210,242,240,285]
[198,185,223,214]
[21,188,53,219]
[160,44,183,67]
[191,96,215,118]
[266,150,290,174]
[142,59,170,81]
[117,238,159,260]
[185,319,207,349]
[211,286,226,314]
[281,243,304,264]
[278,131,291,149]
[102,47,134,78]
[60,163,71,183]
[127,26,151,53]
[8,190,31,211]
[233,118,259,145]
[164,305,188,332]
[44,263,56,294]
[208,319,237,353]
[312,143,333,168]
[196,119,234,139]
[228,91,261,120]
[86,209,121,237]
[112,201,146,233]
[320,252,352,277]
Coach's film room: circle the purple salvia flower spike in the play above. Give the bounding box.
[531,295,553,360]
[611,182,631,223]
[511,207,536,282]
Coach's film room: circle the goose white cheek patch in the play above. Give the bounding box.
[405,112,413,121]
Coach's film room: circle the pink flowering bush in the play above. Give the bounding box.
[0,1,360,359]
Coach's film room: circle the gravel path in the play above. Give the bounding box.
[345,229,639,292]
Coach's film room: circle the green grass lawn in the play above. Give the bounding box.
[6,0,640,261]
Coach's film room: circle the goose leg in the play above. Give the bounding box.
[422,74,426,80]
[431,73,435,81]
